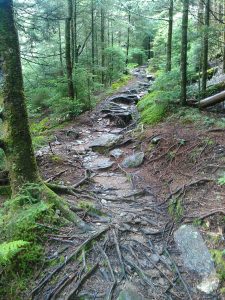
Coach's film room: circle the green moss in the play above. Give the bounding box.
[138,92,168,125]
[211,250,225,281]
[111,75,132,90]
[168,198,183,221]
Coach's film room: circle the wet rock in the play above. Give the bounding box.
[89,133,122,152]
[117,287,144,300]
[151,136,162,144]
[83,157,114,170]
[122,152,144,168]
[174,224,219,294]
[64,129,80,139]
[110,148,124,158]
[146,74,155,81]
[110,94,140,104]
[150,254,160,264]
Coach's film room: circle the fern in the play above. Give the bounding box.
[0,241,29,265]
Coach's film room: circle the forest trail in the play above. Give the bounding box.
[31,68,225,300]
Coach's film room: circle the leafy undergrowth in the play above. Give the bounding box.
[0,184,62,299]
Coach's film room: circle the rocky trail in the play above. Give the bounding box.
[30,67,225,300]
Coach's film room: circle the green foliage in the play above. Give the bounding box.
[0,149,6,171]
[111,75,132,91]
[104,46,126,82]
[0,241,29,265]
[168,198,183,221]
[129,48,147,65]
[218,174,225,185]
[138,91,168,125]
[211,250,225,281]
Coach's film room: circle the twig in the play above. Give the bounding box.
[65,262,99,300]
[112,229,126,279]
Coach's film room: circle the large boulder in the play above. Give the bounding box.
[89,133,122,153]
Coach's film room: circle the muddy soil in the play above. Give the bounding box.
[29,67,225,300]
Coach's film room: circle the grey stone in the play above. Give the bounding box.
[83,157,114,170]
[117,288,144,300]
[174,225,214,276]
[89,134,122,152]
[110,149,124,158]
[122,152,144,168]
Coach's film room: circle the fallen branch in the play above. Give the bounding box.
[65,262,99,300]
[206,128,225,133]
[31,227,109,297]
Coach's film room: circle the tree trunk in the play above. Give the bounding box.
[0,0,40,194]
[58,21,64,76]
[0,0,89,230]
[101,4,105,84]
[91,0,95,68]
[65,0,75,99]
[180,0,189,106]
[202,0,210,95]
[198,91,225,108]
[126,11,131,66]
[73,0,78,64]
[166,0,173,72]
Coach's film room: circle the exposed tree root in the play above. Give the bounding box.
[65,262,99,300]
[160,178,214,206]
[185,209,225,221]
[31,227,109,297]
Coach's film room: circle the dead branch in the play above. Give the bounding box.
[65,262,99,300]
[72,170,91,188]
[206,128,225,133]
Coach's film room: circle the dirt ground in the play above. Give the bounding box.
[20,68,225,299]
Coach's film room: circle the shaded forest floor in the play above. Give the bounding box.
[3,68,225,299]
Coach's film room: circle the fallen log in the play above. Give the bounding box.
[198,90,225,108]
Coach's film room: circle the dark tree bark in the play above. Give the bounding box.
[166,0,173,72]
[0,0,40,193]
[65,0,75,99]
[180,0,189,106]
[101,4,105,84]
[58,21,64,76]
[202,0,210,95]
[91,0,95,68]
[73,0,78,64]
[0,0,88,229]
[125,11,131,66]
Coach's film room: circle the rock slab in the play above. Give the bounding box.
[174,224,219,294]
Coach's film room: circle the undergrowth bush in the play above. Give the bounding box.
[0,184,60,297]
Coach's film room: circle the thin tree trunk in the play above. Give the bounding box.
[0,0,40,194]
[101,4,105,84]
[126,12,131,66]
[58,21,64,76]
[223,1,225,73]
[202,0,210,96]
[74,0,78,64]
[65,0,75,99]
[91,0,95,68]
[166,0,173,72]
[180,0,189,106]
